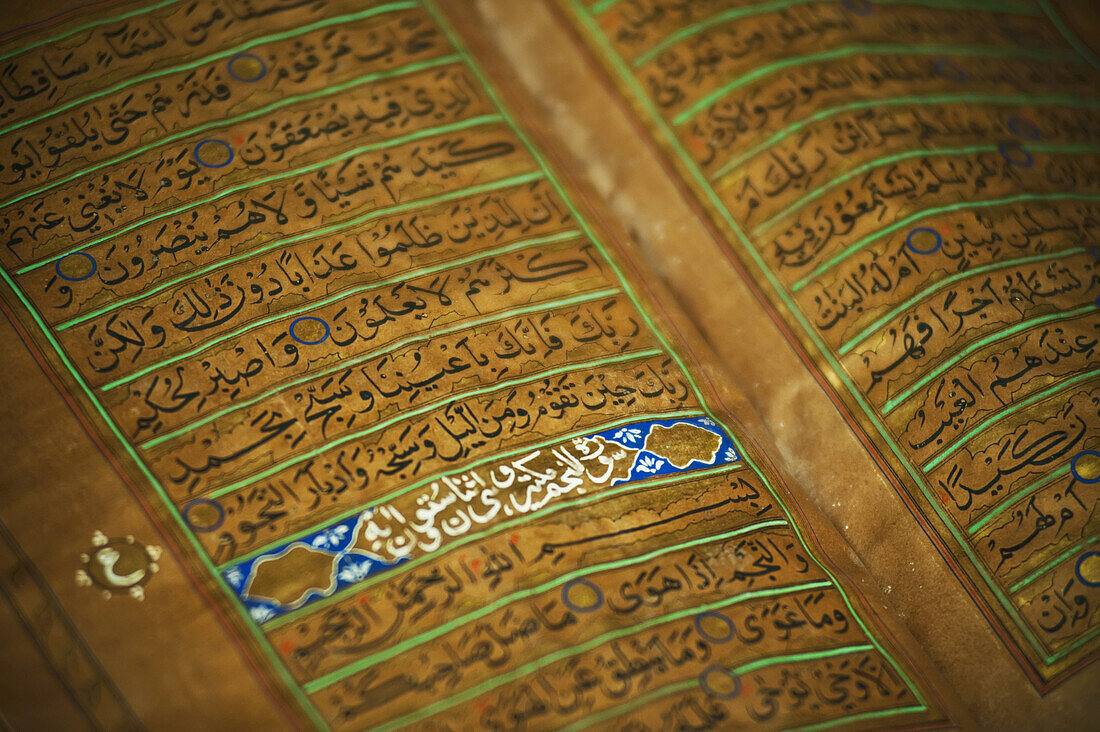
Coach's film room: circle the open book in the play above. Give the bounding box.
[0,0,1095,728]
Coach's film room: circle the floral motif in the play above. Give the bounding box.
[224,567,245,589]
[74,531,160,602]
[338,557,374,584]
[613,427,643,444]
[249,605,276,624]
[635,455,665,474]
[311,525,350,550]
[225,419,744,623]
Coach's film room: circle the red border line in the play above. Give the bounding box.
[546,0,1098,692]
[0,295,307,730]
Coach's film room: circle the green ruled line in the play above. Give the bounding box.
[0,0,180,62]
[94,225,566,387]
[557,680,695,732]
[967,464,1071,536]
[369,580,836,732]
[0,2,417,139]
[632,0,1040,68]
[566,0,1079,666]
[0,2,946,728]
[672,43,1084,126]
[709,92,1100,182]
[1048,624,1100,665]
[302,518,790,693]
[138,280,623,449]
[200,341,655,500]
[97,220,553,393]
[558,0,943,698]
[589,0,623,15]
[0,53,463,213]
[201,339,655,499]
[556,644,901,732]
[1010,534,1099,593]
[245,409,706,592]
[150,342,656,475]
[136,230,584,449]
[210,320,668,563]
[633,0,824,68]
[418,19,918,695]
[54,170,544,331]
[922,368,1100,473]
[732,644,874,676]
[753,143,1100,236]
[16,113,503,276]
[881,304,1099,414]
[792,192,1100,291]
[0,276,331,730]
[837,247,1087,357]
[1038,0,1100,73]
[141,286,608,460]
[259,460,742,625]
[790,706,932,732]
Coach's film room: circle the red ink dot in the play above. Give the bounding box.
[233,135,244,145]
[471,559,481,569]
[358,595,370,605]
[509,534,519,544]
[476,701,489,714]
[280,641,293,654]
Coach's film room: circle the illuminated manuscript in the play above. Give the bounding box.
[548,0,1100,699]
[0,0,1092,729]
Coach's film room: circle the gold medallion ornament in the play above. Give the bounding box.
[75,531,161,601]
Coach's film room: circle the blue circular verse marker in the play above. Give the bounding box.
[1075,551,1100,587]
[932,58,968,82]
[227,52,267,82]
[183,498,226,532]
[561,578,604,613]
[1007,116,1041,140]
[694,611,736,643]
[55,251,96,281]
[1070,450,1100,483]
[998,141,1033,168]
[194,139,234,168]
[290,316,330,345]
[699,665,742,700]
[905,227,942,255]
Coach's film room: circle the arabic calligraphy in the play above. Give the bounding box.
[0,0,944,727]
[567,0,1100,685]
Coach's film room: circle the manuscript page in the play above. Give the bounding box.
[0,0,971,729]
